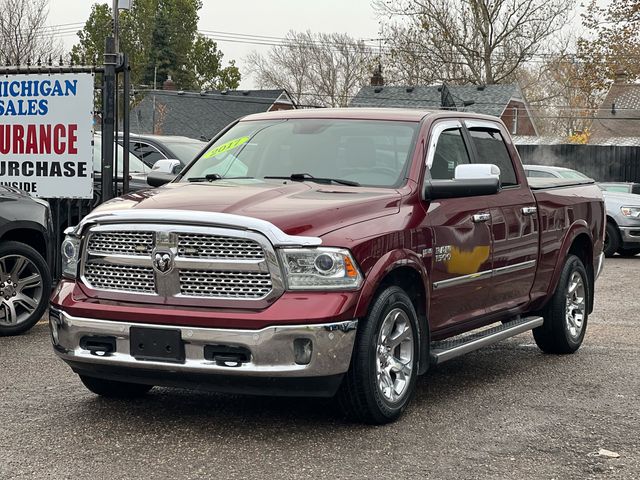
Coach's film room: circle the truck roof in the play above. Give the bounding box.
[241,107,499,123]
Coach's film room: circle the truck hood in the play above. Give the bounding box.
[92,180,402,237]
[602,190,640,205]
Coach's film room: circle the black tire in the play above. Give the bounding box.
[618,247,640,257]
[0,241,52,336]
[603,222,620,258]
[337,286,420,424]
[533,255,589,354]
[80,375,154,398]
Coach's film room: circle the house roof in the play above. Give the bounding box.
[350,84,524,117]
[591,83,640,138]
[131,89,293,140]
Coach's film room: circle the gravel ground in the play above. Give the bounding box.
[0,257,638,479]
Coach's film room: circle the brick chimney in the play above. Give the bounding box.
[370,63,384,87]
[163,75,176,91]
[614,68,628,84]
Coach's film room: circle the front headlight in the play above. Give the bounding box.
[61,235,81,279]
[620,206,640,219]
[279,247,363,290]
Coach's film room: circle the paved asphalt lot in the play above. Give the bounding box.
[1,258,639,480]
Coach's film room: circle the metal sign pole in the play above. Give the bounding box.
[102,36,117,202]
[123,54,130,194]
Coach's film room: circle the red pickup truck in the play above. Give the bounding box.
[50,108,604,424]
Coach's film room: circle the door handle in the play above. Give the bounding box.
[472,213,491,223]
[522,206,538,216]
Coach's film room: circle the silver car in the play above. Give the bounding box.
[524,165,640,257]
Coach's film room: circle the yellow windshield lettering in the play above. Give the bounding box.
[203,136,250,159]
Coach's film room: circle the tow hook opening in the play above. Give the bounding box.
[80,336,117,357]
[204,345,251,367]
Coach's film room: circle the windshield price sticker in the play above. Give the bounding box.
[0,73,94,198]
[203,136,250,159]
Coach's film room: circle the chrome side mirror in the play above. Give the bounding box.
[152,159,183,175]
[454,163,501,181]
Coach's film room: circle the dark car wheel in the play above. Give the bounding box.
[80,375,154,398]
[603,222,620,258]
[337,286,420,424]
[533,255,589,354]
[0,241,52,336]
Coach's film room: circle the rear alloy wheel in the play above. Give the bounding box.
[80,375,154,398]
[533,254,589,354]
[338,286,419,424]
[0,242,51,336]
[603,222,620,258]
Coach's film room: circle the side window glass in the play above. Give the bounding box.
[468,129,518,186]
[429,128,470,180]
[133,142,166,166]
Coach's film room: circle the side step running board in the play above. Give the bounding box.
[430,316,544,365]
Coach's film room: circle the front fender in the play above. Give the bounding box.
[354,248,431,375]
[354,249,429,318]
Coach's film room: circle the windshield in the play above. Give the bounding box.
[180,119,419,187]
[558,169,590,180]
[600,184,630,193]
[163,140,206,163]
[93,137,150,175]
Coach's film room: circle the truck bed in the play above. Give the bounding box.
[527,177,596,190]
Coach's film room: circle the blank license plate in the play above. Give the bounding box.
[130,327,185,363]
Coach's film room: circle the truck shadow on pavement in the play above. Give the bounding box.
[63,336,565,433]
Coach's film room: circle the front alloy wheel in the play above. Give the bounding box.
[338,286,420,424]
[0,242,51,336]
[375,308,414,404]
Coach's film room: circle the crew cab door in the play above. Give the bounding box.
[465,120,539,313]
[423,121,495,332]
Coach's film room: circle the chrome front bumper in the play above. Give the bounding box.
[50,308,357,378]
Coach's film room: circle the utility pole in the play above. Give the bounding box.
[113,0,120,53]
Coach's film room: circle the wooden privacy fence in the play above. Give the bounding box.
[516,144,640,183]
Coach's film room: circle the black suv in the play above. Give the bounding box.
[0,186,53,336]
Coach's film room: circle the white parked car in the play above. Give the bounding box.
[524,165,640,257]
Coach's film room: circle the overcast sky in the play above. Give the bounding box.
[46,0,381,88]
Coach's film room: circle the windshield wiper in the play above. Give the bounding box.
[264,173,360,187]
[187,174,253,183]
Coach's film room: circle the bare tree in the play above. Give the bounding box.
[246,31,374,107]
[514,32,600,137]
[375,0,575,85]
[0,0,62,64]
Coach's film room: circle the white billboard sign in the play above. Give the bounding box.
[0,73,94,198]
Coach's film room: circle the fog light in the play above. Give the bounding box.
[293,338,313,365]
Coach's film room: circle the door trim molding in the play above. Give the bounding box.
[433,260,536,290]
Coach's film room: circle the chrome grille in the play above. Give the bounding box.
[84,263,156,294]
[88,231,154,256]
[81,225,282,306]
[180,270,272,298]
[177,233,264,259]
